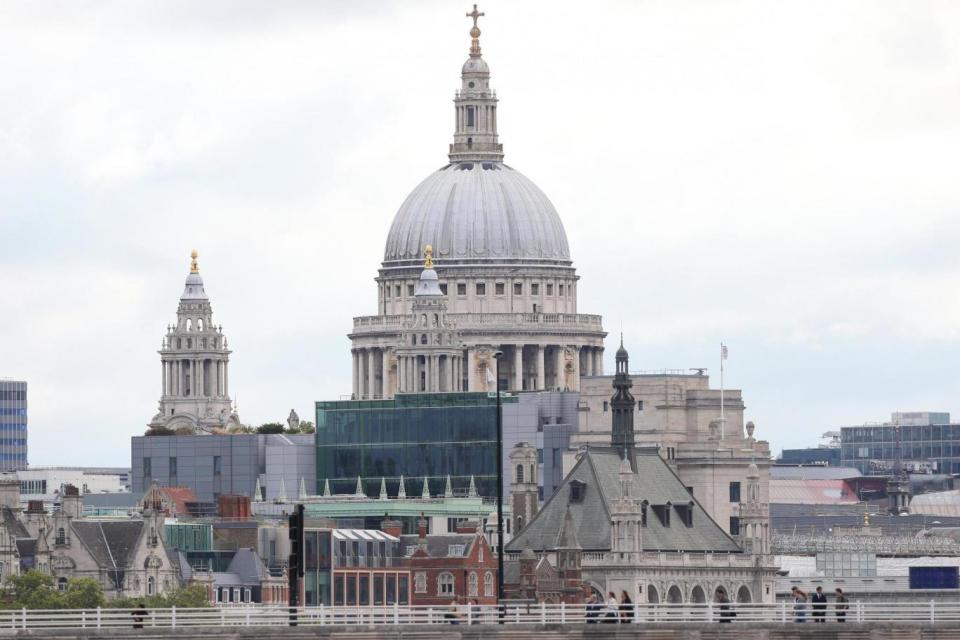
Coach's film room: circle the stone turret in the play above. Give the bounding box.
[737,462,769,555]
[510,442,538,533]
[609,454,642,561]
[610,337,636,468]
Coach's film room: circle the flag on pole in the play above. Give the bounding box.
[721,344,728,361]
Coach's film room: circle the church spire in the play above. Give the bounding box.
[449,5,503,163]
[611,337,636,469]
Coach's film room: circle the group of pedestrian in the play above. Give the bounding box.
[585,590,634,623]
[791,586,849,623]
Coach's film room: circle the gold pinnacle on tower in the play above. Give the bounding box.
[424,244,434,269]
[190,249,199,274]
[466,4,484,56]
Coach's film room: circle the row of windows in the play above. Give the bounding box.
[843,425,960,442]
[214,587,252,603]
[0,424,27,432]
[0,439,26,447]
[385,281,574,300]
[0,391,26,401]
[412,571,495,597]
[843,445,960,459]
[0,454,26,461]
[329,572,409,607]
[20,480,47,494]
[142,455,222,479]
[172,337,220,350]
[0,409,26,416]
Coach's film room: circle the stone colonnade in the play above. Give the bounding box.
[162,359,228,399]
[352,345,604,400]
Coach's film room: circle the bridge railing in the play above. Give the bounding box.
[1,600,959,630]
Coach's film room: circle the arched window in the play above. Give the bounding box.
[57,577,68,592]
[147,576,155,596]
[516,464,524,483]
[55,527,66,545]
[468,572,478,597]
[437,572,455,596]
[420,334,427,345]
[186,319,192,332]
[484,572,494,597]
[197,318,204,331]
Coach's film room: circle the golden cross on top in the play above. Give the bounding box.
[466,4,484,29]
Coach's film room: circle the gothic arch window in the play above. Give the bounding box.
[468,571,478,597]
[483,572,494,597]
[147,576,155,596]
[437,572,455,596]
[516,464,524,483]
[736,585,752,603]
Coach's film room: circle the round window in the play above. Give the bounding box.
[468,81,475,88]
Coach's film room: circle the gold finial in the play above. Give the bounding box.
[190,249,199,274]
[466,4,484,56]
[424,244,434,269]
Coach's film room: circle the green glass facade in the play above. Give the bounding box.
[315,392,515,498]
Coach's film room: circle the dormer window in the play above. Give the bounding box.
[641,501,648,527]
[652,503,671,527]
[569,480,586,503]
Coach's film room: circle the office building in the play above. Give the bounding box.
[840,412,960,474]
[0,380,28,471]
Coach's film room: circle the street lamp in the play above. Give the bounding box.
[492,350,504,603]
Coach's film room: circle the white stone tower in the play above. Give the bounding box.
[510,441,539,533]
[610,454,643,562]
[149,251,240,433]
[393,246,465,394]
[738,462,770,555]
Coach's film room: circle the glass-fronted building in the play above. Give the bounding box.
[841,416,960,474]
[0,380,28,471]
[316,392,514,499]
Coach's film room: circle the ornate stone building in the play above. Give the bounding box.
[149,251,240,433]
[349,9,606,399]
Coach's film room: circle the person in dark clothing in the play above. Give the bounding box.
[619,590,634,623]
[811,586,827,622]
[131,603,148,629]
[835,588,849,623]
[585,592,602,623]
[715,588,734,623]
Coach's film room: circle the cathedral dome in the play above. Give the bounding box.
[382,162,571,267]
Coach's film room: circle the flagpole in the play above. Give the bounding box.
[720,343,725,440]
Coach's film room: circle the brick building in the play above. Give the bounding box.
[396,518,498,606]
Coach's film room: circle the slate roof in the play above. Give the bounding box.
[398,533,476,558]
[71,521,145,569]
[224,548,268,584]
[2,507,29,538]
[506,447,740,553]
[16,539,35,558]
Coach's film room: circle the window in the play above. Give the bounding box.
[58,577,68,592]
[516,464,524,483]
[729,516,741,536]
[468,572,478,597]
[55,527,66,545]
[395,285,401,297]
[558,284,564,296]
[513,282,522,295]
[476,282,486,296]
[495,282,505,295]
[537,449,544,463]
[547,283,553,296]
[143,457,152,480]
[384,286,390,299]
[729,482,741,503]
[213,456,222,476]
[603,401,609,412]
[399,576,409,605]
[467,106,475,127]
[407,284,415,296]
[414,572,427,593]
[438,572,455,596]
[457,283,467,296]
[448,544,465,556]
[637,401,644,410]
[569,480,585,503]
[169,456,177,478]
[484,572,495,597]
[148,576,156,596]
[531,283,539,296]
[439,283,448,295]
[538,486,544,501]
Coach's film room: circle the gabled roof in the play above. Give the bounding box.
[398,533,476,558]
[224,548,268,584]
[506,447,740,553]
[2,507,29,538]
[71,521,145,569]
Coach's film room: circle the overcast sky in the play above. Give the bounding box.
[2,1,959,467]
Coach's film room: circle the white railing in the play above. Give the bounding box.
[1,601,960,631]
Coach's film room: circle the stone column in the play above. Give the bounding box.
[352,351,359,398]
[397,356,405,393]
[555,346,565,390]
[445,356,453,392]
[595,348,604,376]
[224,360,229,397]
[571,346,581,391]
[382,349,391,399]
[467,349,476,391]
[536,345,545,390]
[367,349,376,399]
[513,345,523,391]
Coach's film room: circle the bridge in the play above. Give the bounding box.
[4,602,960,638]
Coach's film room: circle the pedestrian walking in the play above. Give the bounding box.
[131,603,148,629]
[835,588,849,623]
[811,586,827,622]
[603,591,619,623]
[791,587,807,623]
[619,590,634,623]
[715,588,734,623]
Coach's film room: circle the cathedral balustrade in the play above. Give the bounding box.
[353,312,604,333]
[581,551,759,568]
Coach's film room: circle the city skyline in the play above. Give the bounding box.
[2,1,960,466]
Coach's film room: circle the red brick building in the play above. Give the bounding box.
[396,519,498,606]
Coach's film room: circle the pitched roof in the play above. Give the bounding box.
[2,507,29,538]
[224,548,268,583]
[71,521,145,569]
[506,447,740,553]
[398,533,476,558]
